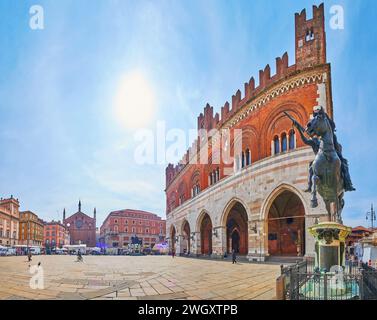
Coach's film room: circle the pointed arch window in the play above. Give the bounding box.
[281,133,287,152]
[289,129,295,150]
[274,136,280,154]
[192,184,200,197]
[245,149,251,166]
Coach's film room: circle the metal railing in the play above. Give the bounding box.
[361,263,377,300]
[278,259,377,300]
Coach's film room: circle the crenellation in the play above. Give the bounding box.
[259,64,271,88]
[245,77,255,100]
[220,101,230,123]
[231,89,242,112]
[276,52,289,76]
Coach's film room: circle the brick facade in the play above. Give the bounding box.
[44,221,69,248]
[63,202,96,247]
[100,209,166,249]
[165,4,331,260]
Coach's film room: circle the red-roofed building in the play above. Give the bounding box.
[346,226,374,247]
[99,209,166,249]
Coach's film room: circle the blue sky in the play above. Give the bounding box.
[0,0,376,227]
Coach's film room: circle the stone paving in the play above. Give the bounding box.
[0,255,280,300]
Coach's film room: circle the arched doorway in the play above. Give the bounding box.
[200,213,212,255]
[181,220,191,255]
[267,190,305,256]
[225,201,248,255]
[170,226,176,253]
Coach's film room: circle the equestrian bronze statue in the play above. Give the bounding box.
[284,108,355,223]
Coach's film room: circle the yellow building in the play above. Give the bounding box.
[0,196,20,246]
[19,211,44,247]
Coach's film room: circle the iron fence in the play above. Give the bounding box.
[361,263,377,300]
[279,259,377,300]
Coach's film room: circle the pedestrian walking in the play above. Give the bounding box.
[232,249,237,264]
[172,248,175,258]
[27,251,32,262]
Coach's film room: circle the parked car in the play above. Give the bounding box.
[5,248,16,256]
[30,247,41,255]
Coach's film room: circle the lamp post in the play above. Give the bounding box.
[366,204,376,230]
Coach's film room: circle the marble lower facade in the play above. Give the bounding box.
[166,147,328,261]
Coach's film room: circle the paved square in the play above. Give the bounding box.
[0,256,280,300]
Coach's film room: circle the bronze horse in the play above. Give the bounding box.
[305,108,344,223]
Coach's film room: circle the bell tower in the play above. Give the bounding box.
[295,3,326,70]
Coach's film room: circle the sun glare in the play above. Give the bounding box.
[114,70,156,129]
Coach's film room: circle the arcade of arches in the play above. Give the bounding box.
[169,192,306,258]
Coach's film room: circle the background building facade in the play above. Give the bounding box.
[100,209,166,249]
[19,211,44,246]
[44,221,69,249]
[165,4,330,261]
[0,196,20,246]
[63,201,96,247]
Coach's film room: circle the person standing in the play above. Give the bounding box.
[172,248,175,258]
[232,249,237,264]
[27,251,32,262]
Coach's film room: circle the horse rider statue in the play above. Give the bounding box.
[284,106,355,223]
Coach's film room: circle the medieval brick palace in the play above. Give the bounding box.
[165,4,332,261]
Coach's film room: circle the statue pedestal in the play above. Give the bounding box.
[308,222,352,272]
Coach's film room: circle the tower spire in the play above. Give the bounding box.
[78,200,81,212]
[63,208,66,221]
[94,207,96,220]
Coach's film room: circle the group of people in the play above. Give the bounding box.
[171,248,238,264]
[27,250,84,262]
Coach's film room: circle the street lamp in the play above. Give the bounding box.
[366,204,376,230]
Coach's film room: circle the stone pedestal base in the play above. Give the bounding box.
[247,254,266,262]
[308,222,351,272]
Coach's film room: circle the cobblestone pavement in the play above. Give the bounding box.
[0,255,280,300]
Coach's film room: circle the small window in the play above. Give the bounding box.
[305,28,314,41]
[281,133,287,152]
[245,149,251,166]
[274,136,280,154]
[289,129,295,150]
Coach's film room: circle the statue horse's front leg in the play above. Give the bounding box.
[311,174,319,208]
